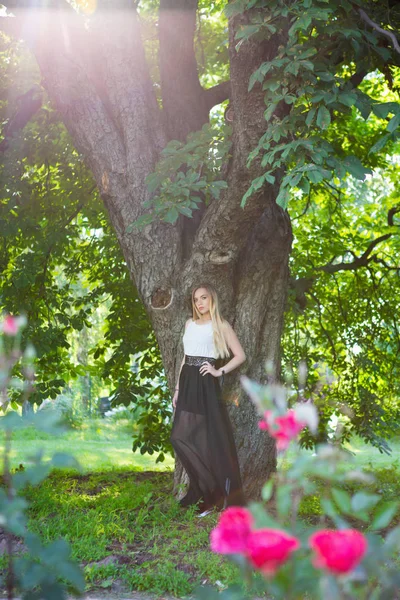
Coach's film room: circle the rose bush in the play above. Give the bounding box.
[195,372,400,600]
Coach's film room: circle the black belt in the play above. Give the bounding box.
[185,355,216,367]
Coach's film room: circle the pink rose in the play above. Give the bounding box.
[2,315,19,336]
[258,409,306,450]
[210,507,253,554]
[309,529,368,575]
[246,529,300,576]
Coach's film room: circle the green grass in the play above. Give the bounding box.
[3,419,175,472]
[281,436,400,471]
[4,423,400,598]
[22,469,252,598]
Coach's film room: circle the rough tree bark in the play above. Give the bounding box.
[1,0,293,500]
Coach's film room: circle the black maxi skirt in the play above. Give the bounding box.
[170,355,246,510]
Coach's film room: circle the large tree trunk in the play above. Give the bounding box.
[1,1,292,499]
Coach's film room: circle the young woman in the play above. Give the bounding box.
[170,284,247,514]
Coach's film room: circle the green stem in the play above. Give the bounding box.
[4,429,14,600]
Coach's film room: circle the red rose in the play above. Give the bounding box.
[309,529,368,575]
[210,507,253,554]
[246,529,300,576]
[258,409,306,451]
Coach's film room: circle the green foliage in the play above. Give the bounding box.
[232,0,400,208]
[284,162,400,452]
[0,320,85,599]
[0,36,166,459]
[1,0,400,462]
[128,123,231,230]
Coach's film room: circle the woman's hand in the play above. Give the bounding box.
[172,389,179,408]
[199,362,221,378]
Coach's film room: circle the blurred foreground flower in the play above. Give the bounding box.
[211,507,300,577]
[309,529,368,575]
[210,507,253,554]
[246,529,300,576]
[259,409,306,451]
[1,314,26,336]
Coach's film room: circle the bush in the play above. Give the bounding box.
[197,373,400,600]
[0,313,85,599]
[39,393,83,429]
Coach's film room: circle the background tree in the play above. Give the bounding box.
[1,0,400,498]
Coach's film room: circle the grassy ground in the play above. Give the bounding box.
[3,421,400,598]
[7,419,175,472]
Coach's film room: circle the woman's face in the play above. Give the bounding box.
[193,288,211,317]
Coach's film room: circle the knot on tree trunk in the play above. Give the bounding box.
[151,287,173,310]
[209,250,235,264]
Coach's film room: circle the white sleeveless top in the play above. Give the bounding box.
[183,319,217,358]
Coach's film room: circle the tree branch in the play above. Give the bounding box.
[0,15,24,37]
[159,0,209,141]
[204,81,231,111]
[388,205,400,226]
[0,87,43,153]
[316,205,399,274]
[358,7,400,55]
[86,5,165,201]
[349,70,367,88]
[182,13,291,278]
[319,233,392,274]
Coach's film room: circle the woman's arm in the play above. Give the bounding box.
[200,321,246,379]
[172,318,191,406]
[174,355,186,391]
[217,321,246,376]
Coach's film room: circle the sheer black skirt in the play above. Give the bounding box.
[170,357,246,510]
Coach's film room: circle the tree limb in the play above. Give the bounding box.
[204,81,231,111]
[180,12,293,280]
[0,87,43,153]
[319,233,392,274]
[159,0,209,141]
[358,7,400,55]
[316,205,399,274]
[86,5,165,196]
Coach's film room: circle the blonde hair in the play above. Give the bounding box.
[191,283,230,359]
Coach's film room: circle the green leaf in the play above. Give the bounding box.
[331,488,352,514]
[277,484,292,518]
[372,102,399,119]
[264,103,278,122]
[178,205,193,218]
[370,501,399,530]
[249,501,280,529]
[320,497,338,519]
[341,156,372,180]
[252,175,266,191]
[387,112,400,133]
[385,525,400,552]
[351,491,381,513]
[146,173,162,194]
[164,207,179,224]
[316,106,331,130]
[369,133,392,154]
[338,92,357,107]
[276,186,290,209]
[236,24,261,41]
[306,107,316,127]
[51,452,81,471]
[262,479,274,502]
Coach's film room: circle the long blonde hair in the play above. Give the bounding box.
[191,284,230,359]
